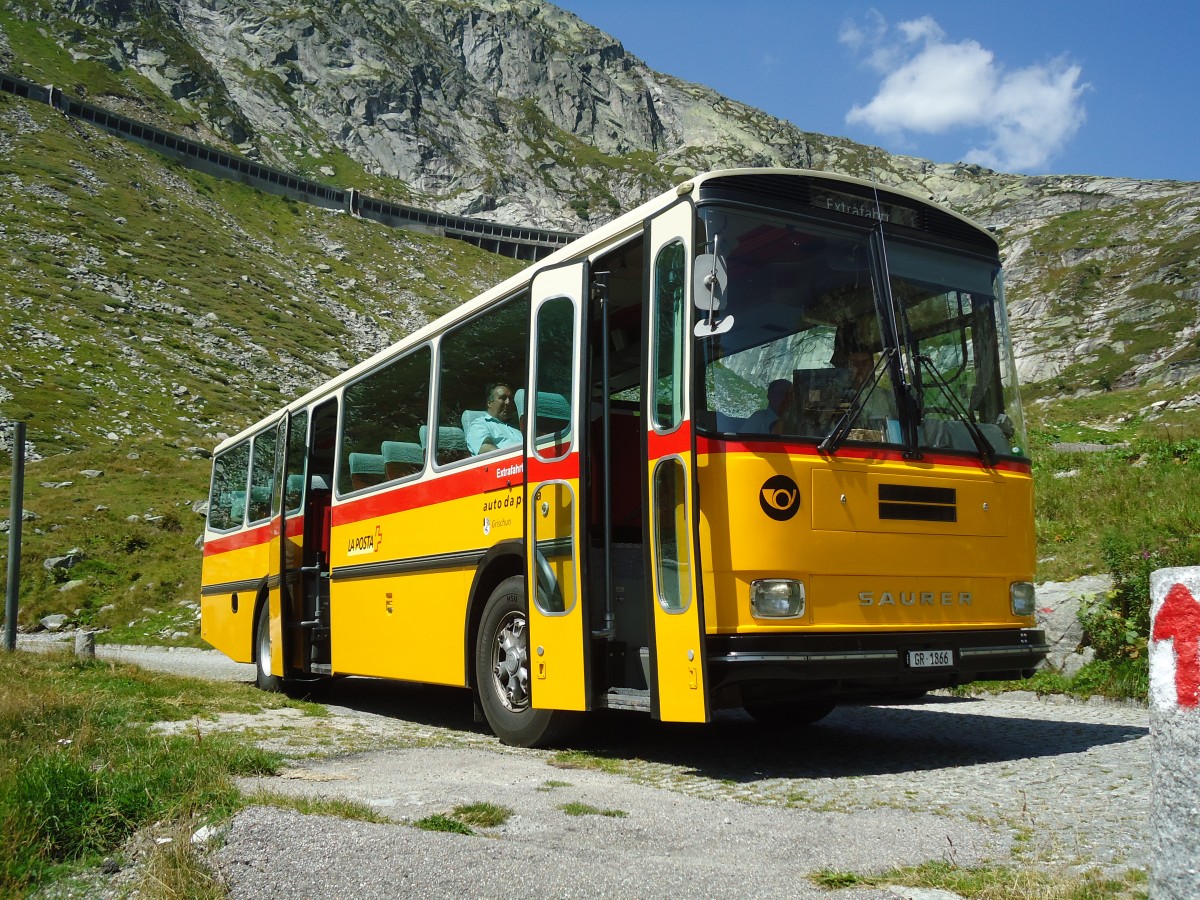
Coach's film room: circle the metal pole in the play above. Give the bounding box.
[4,421,25,652]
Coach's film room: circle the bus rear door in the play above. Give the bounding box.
[645,200,709,723]
[525,261,590,712]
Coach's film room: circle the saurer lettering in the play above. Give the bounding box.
[859,591,973,607]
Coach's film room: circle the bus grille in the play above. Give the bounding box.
[878,484,957,522]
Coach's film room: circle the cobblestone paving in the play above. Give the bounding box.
[604,694,1151,874]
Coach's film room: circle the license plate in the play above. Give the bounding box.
[907,649,953,668]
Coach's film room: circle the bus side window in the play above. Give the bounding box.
[247,427,277,523]
[338,345,432,494]
[208,440,251,532]
[436,292,529,464]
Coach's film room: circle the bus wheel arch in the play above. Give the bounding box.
[474,574,578,747]
[464,544,524,689]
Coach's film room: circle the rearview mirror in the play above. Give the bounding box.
[693,253,727,312]
[693,251,734,338]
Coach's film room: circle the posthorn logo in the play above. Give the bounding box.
[759,475,800,521]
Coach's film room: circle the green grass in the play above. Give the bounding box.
[245,789,391,824]
[559,801,627,818]
[412,802,513,835]
[811,861,1147,899]
[413,814,474,835]
[450,802,513,829]
[0,649,314,895]
[1032,435,1200,583]
[549,749,626,775]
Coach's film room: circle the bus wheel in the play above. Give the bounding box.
[255,601,282,692]
[743,698,835,727]
[475,575,577,748]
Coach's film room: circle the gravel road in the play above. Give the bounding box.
[18,636,1151,897]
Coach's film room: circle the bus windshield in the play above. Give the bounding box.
[696,205,1027,459]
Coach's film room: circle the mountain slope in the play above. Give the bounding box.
[3,0,1197,431]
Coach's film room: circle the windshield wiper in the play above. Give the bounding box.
[918,354,995,464]
[819,348,896,455]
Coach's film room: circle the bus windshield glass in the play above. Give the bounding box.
[696,205,1027,459]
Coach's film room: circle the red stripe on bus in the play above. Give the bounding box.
[203,521,273,556]
[525,453,580,482]
[647,423,691,459]
[696,436,1031,473]
[335,456,528,527]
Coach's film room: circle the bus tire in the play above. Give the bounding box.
[254,600,282,693]
[475,575,577,748]
[743,698,835,728]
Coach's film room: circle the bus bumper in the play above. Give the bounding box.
[706,628,1049,704]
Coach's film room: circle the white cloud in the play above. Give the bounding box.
[840,13,1087,172]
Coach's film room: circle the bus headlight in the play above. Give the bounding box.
[751,580,805,618]
[1010,582,1036,617]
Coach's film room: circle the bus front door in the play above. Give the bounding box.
[264,414,289,682]
[644,201,709,723]
[525,262,590,712]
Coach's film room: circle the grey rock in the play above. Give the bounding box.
[79,469,104,478]
[1035,575,1113,672]
[40,614,68,631]
[43,549,85,571]
[40,481,74,489]
[58,579,86,592]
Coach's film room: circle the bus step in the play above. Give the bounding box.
[310,664,333,675]
[595,688,650,712]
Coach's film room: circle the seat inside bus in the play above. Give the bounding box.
[515,389,571,444]
[381,440,424,480]
[420,424,470,465]
[348,452,385,490]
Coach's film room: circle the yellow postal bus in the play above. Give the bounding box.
[201,169,1047,746]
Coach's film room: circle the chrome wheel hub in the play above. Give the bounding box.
[491,610,530,712]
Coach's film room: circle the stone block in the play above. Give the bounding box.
[1149,566,1200,899]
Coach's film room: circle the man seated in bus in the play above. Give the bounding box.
[466,381,523,454]
[741,379,793,435]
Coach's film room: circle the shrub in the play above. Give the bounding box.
[1080,525,1200,663]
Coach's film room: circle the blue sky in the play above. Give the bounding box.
[551,1,1199,181]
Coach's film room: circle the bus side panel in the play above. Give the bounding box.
[329,568,472,684]
[697,448,1036,635]
[327,471,524,685]
[200,538,269,663]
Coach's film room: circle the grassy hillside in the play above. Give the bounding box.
[0,92,523,638]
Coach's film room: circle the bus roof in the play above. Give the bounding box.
[211,167,994,454]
